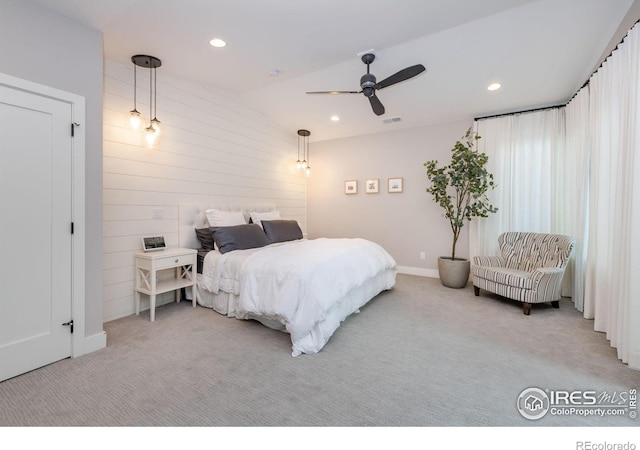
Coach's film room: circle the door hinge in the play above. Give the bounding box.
[71,222,74,234]
[71,122,80,137]
[62,320,74,333]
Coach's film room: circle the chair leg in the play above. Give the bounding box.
[551,300,559,309]
[473,285,480,296]
[522,303,532,315]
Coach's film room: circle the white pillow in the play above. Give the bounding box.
[249,210,281,229]
[205,209,246,227]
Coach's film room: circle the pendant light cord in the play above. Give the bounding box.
[149,59,153,124]
[153,65,157,119]
[133,63,137,109]
[305,135,309,165]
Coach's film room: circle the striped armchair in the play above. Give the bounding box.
[472,232,575,315]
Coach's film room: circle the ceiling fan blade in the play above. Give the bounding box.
[375,64,426,90]
[369,94,385,116]
[306,90,361,94]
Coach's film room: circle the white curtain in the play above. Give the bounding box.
[584,23,640,366]
[471,22,640,368]
[471,108,564,258]
[559,88,591,311]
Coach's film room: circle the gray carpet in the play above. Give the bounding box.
[1,274,638,427]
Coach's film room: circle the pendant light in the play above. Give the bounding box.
[131,55,162,148]
[297,129,311,176]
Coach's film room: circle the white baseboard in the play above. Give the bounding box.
[82,331,107,356]
[397,266,439,278]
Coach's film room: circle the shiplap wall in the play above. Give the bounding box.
[103,60,306,322]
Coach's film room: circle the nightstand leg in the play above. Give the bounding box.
[191,284,197,307]
[175,267,181,303]
[150,294,156,322]
[135,291,140,315]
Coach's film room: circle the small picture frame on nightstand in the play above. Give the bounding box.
[142,236,166,252]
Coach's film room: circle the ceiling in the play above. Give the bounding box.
[34,0,636,142]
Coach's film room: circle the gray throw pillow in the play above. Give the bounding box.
[262,220,303,243]
[194,228,215,251]
[211,224,271,254]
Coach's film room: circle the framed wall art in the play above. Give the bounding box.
[344,180,358,194]
[365,178,379,194]
[388,177,404,193]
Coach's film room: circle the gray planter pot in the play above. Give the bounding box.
[438,257,470,288]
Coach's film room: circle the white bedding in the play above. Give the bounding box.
[199,238,397,356]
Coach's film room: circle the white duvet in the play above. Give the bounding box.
[200,238,397,356]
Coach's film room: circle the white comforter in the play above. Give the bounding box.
[200,238,397,356]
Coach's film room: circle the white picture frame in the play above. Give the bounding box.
[344,180,358,195]
[365,178,380,194]
[388,177,404,193]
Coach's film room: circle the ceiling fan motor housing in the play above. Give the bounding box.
[360,73,377,97]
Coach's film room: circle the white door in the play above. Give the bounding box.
[0,84,73,382]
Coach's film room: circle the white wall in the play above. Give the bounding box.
[0,0,104,341]
[307,119,475,276]
[103,60,306,321]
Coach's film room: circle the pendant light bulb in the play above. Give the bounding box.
[129,110,143,130]
[151,117,162,135]
[145,125,157,148]
[305,166,311,177]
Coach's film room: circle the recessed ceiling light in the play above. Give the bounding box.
[269,69,280,77]
[209,38,227,48]
[487,82,501,91]
[330,115,340,122]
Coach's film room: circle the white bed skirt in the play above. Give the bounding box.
[189,269,396,355]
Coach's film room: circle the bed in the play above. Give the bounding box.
[179,204,397,356]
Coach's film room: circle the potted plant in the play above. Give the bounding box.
[424,127,497,288]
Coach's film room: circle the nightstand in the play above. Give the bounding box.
[134,247,197,321]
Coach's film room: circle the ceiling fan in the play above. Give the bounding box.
[306,53,426,116]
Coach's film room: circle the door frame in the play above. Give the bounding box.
[0,72,86,357]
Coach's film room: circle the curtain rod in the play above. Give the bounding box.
[474,104,564,121]
[565,17,640,104]
[585,18,639,84]
[475,18,640,122]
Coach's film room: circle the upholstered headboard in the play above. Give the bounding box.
[178,202,277,249]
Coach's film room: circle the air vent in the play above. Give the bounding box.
[382,116,402,124]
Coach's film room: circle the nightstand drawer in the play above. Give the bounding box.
[156,253,194,269]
